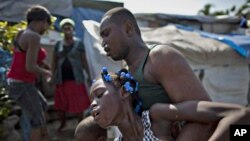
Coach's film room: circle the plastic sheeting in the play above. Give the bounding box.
[71,8,104,39]
[0,48,12,82]
[82,20,249,105]
[176,25,250,58]
[203,65,249,105]
[0,0,72,22]
[141,25,250,68]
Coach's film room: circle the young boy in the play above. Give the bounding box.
[75,116,107,141]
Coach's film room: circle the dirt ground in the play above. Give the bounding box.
[14,117,116,141]
[47,118,78,141]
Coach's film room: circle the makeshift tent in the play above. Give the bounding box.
[0,0,72,22]
[135,13,243,34]
[82,20,250,106]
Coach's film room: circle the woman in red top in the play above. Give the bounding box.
[7,5,52,141]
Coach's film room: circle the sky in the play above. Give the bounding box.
[103,0,246,15]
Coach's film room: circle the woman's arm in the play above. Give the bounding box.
[25,33,51,77]
[40,61,50,70]
[80,52,91,83]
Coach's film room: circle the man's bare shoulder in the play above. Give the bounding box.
[146,44,187,83]
[149,44,184,63]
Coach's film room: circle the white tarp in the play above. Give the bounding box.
[0,0,72,22]
[82,20,249,105]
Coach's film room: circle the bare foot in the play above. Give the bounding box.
[57,122,66,132]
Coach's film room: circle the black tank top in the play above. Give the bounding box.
[133,45,172,110]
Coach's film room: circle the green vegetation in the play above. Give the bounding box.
[0,21,26,137]
[0,21,27,53]
[198,0,250,16]
[0,84,12,137]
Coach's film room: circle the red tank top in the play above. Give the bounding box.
[7,47,47,83]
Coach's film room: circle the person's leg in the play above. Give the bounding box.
[21,83,49,140]
[30,128,41,141]
[8,83,32,141]
[76,112,83,123]
[20,110,31,141]
[57,110,66,131]
[41,126,50,141]
[30,126,50,141]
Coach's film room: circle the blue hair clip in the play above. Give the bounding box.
[135,82,139,92]
[104,74,112,82]
[134,101,142,114]
[101,67,112,82]
[125,73,130,78]
[124,82,134,93]
[102,67,108,74]
[120,72,126,78]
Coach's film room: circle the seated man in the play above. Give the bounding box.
[75,116,107,141]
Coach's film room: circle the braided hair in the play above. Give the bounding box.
[101,67,143,115]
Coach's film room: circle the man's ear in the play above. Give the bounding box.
[124,20,133,35]
[119,87,130,99]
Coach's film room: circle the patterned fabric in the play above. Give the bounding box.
[142,111,161,141]
[114,110,161,141]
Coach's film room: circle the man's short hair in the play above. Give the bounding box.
[26,5,51,25]
[103,7,141,36]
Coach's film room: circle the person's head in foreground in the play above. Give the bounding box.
[75,116,107,141]
[90,67,142,128]
[26,5,51,34]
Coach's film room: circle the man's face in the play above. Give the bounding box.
[90,79,120,128]
[99,16,128,61]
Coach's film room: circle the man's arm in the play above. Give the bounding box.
[149,45,212,141]
[150,101,244,123]
[25,33,51,77]
[151,45,211,102]
[80,52,91,84]
[150,101,249,141]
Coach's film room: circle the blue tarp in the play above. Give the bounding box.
[71,8,104,39]
[0,48,12,67]
[201,33,250,58]
[0,48,12,82]
[175,24,250,58]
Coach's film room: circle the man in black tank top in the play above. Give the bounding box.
[99,7,215,141]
